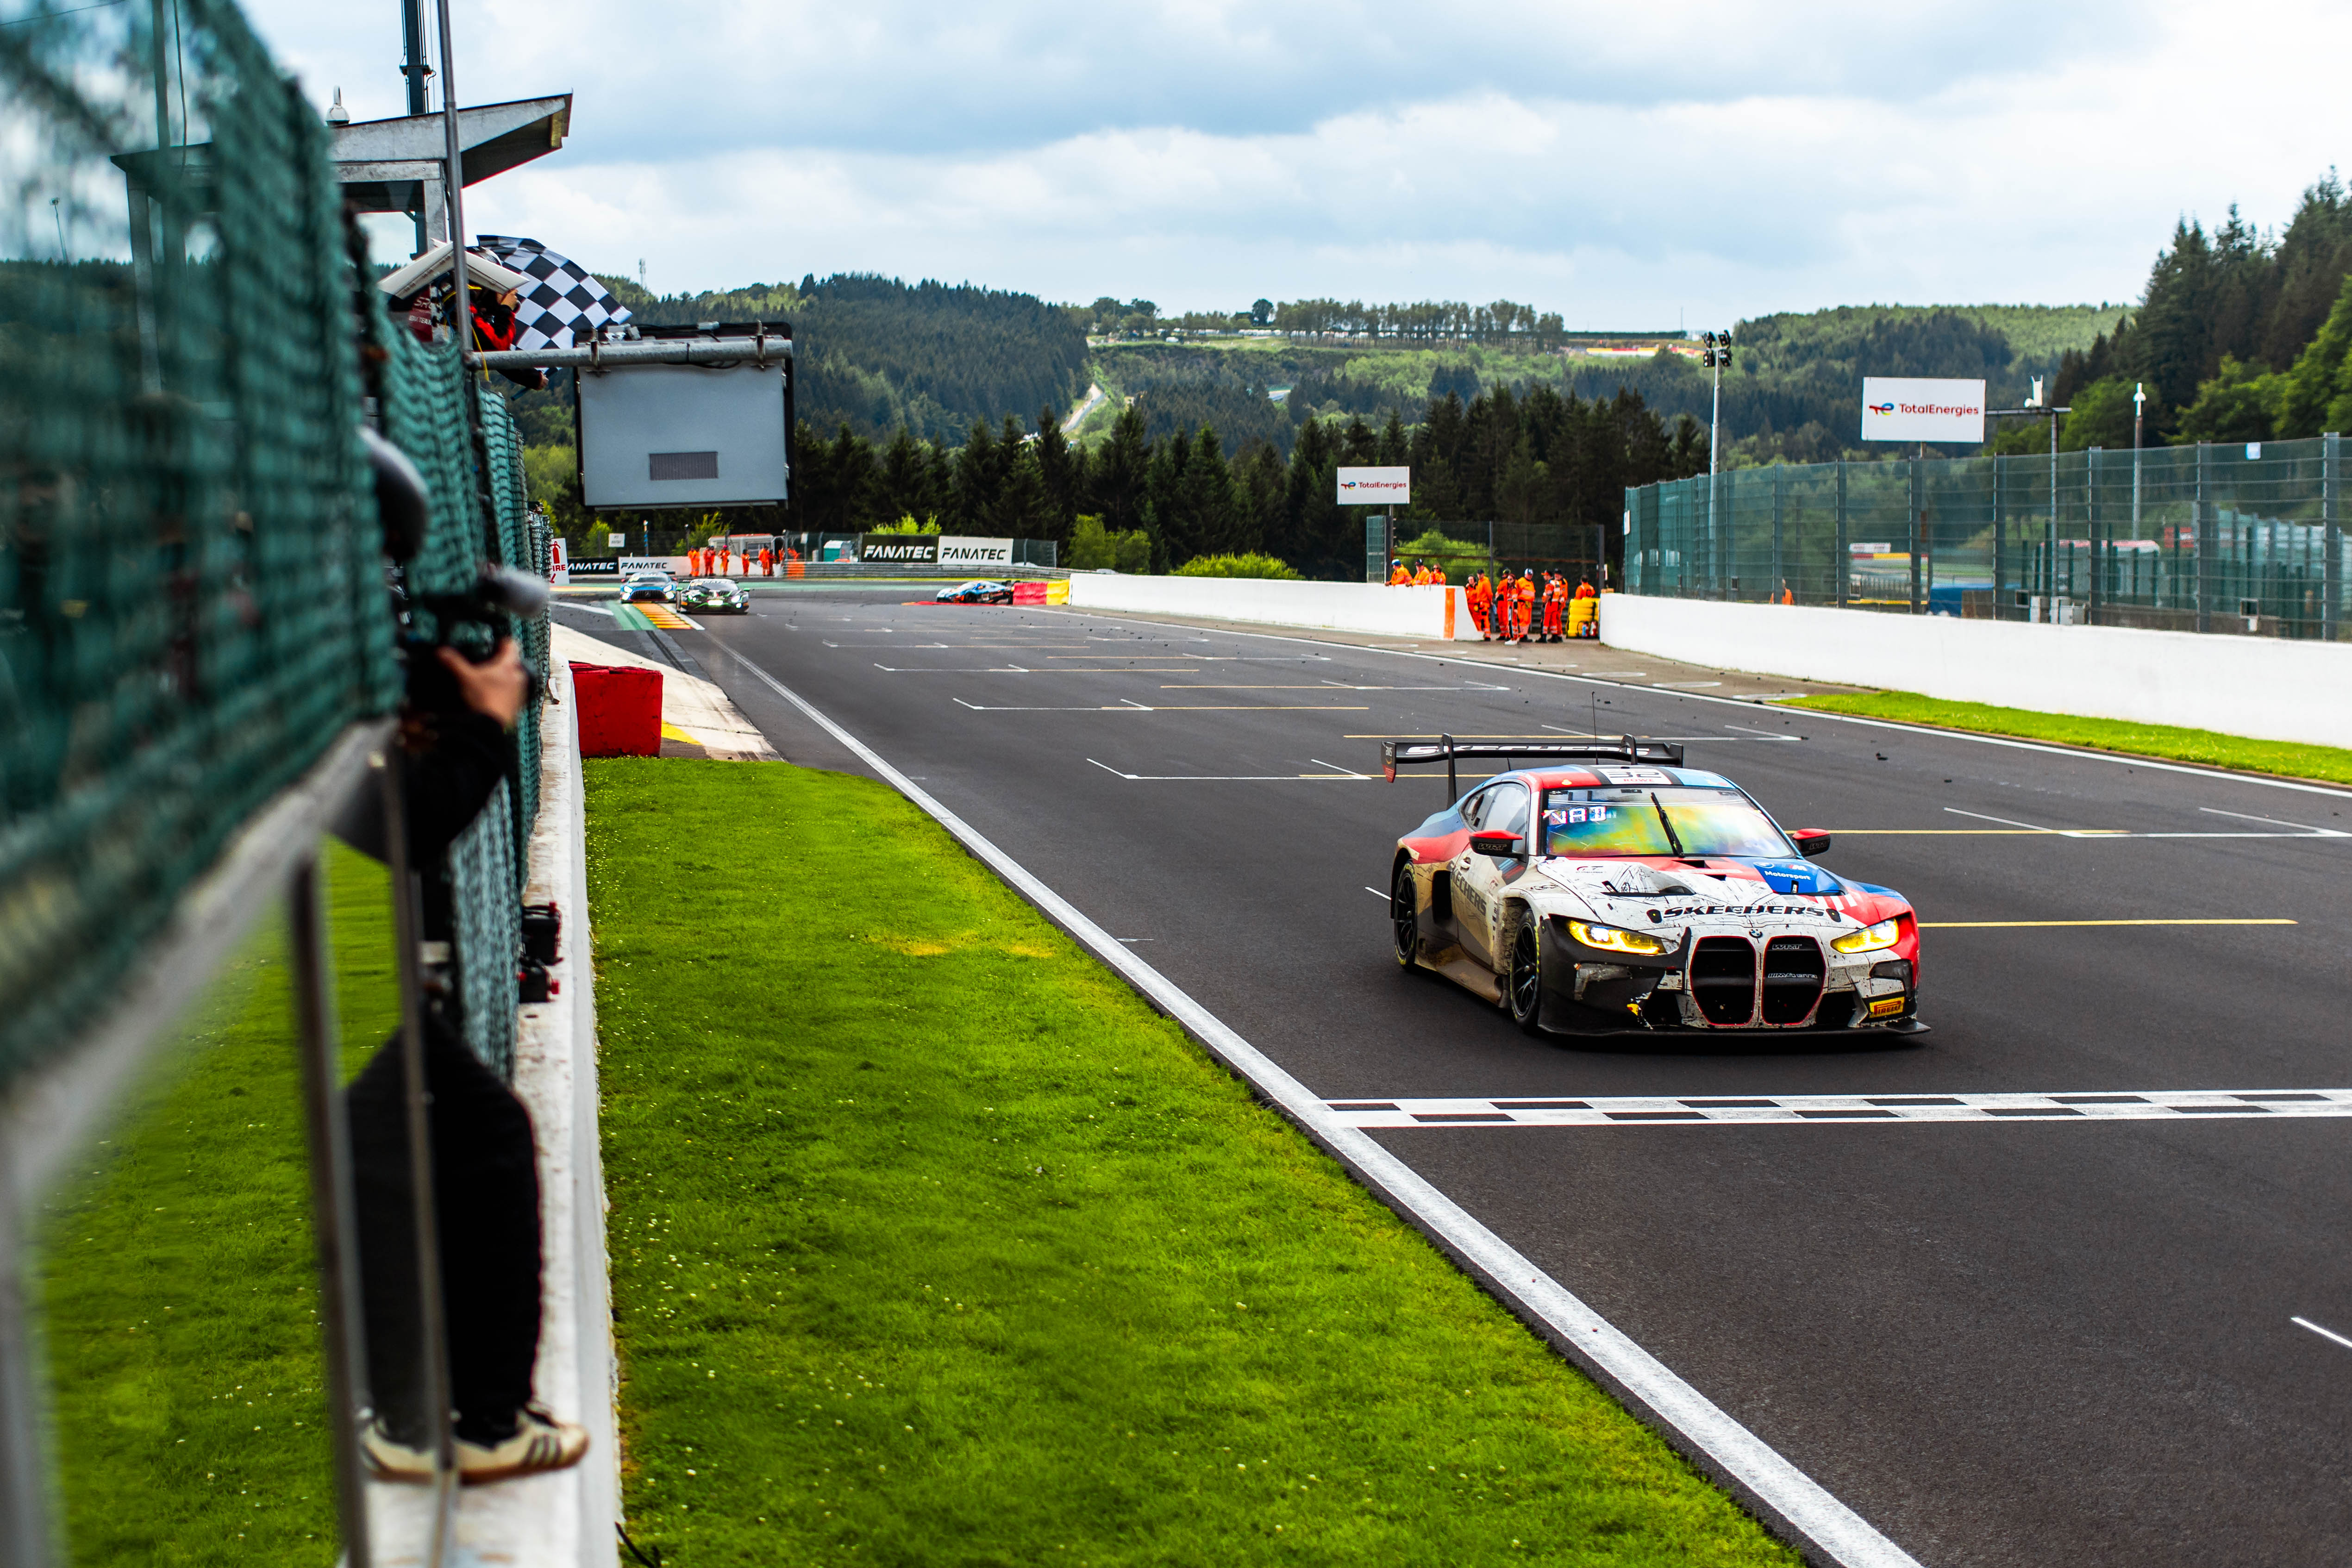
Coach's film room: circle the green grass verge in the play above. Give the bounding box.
[587,758,1799,1567]
[31,838,404,1564]
[1785,690,2352,787]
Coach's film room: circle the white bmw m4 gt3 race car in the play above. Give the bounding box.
[1383,737,1923,1038]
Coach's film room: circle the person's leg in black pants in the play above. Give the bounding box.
[347,1017,543,1450]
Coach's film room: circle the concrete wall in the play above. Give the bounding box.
[1600,593,2352,749]
[1065,574,1478,639]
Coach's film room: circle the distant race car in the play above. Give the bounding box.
[1383,737,1921,1037]
[935,579,1014,604]
[679,577,750,613]
[620,572,677,604]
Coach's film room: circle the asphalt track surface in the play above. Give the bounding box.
[563,588,2352,1567]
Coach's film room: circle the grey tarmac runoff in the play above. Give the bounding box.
[563,587,2352,1567]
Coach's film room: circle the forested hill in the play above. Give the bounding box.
[2048,172,2352,450]
[594,272,1087,443]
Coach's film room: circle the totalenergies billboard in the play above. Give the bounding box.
[1860,378,1986,444]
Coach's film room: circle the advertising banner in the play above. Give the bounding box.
[938,536,1014,567]
[619,555,686,574]
[1336,466,1411,504]
[1860,378,1986,444]
[858,533,941,565]
[568,558,619,577]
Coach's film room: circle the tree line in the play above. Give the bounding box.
[787,382,1707,580]
[1270,297,1569,348]
[2047,170,2352,450]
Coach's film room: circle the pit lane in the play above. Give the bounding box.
[566,588,2352,1566]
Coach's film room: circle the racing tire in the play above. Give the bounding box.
[1508,913,1546,1034]
[1390,861,1419,968]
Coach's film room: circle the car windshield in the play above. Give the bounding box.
[1539,787,1792,859]
[694,579,732,588]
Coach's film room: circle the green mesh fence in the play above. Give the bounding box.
[450,776,519,1076]
[0,0,394,1088]
[0,0,552,1088]
[373,293,547,1077]
[1625,438,2349,635]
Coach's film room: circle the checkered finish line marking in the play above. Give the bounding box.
[1327,1089,2352,1128]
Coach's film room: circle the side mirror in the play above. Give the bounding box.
[1792,830,1832,858]
[1469,831,1525,858]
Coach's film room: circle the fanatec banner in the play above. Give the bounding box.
[857,534,940,564]
[1860,378,1986,444]
[1336,466,1411,504]
[938,536,1014,566]
[855,535,1016,565]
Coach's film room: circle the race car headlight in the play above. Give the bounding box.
[1832,917,1903,955]
[1566,919,1668,956]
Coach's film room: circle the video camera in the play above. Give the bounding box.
[364,425,549,715]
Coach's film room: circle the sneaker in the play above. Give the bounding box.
[456,1406,589,1485]
[361,1420,435,1484]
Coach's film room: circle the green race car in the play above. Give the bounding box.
[678,578,751,614]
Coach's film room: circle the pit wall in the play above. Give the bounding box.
[1599,593,2352,751]
[1064,575,1479,640]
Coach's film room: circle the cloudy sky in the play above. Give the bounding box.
[243,0,2350,325]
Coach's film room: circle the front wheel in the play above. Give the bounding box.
[1508,914,1546,1034]
[1391,861,1420,968]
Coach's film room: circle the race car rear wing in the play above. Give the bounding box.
[1379,734,1687,797]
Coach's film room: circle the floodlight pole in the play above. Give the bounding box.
[401,0,431,251]
[433,0,468,339]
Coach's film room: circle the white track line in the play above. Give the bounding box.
[1038,608,2352,803]
[1327,1089,2352,1129]
[2292,1316,2352,1351]
[722,648,1923,1568]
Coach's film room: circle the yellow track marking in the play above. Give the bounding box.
[638,605,692,629]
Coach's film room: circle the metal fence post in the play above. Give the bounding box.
[1993,453,2007,619]
[290,850,375,1568]
[2196,443,2212,634]
[2098,446,2117,625]
[1908,453,1923,613]
[0,1198,49,1568]
[2327,432,2341,642]
[1834,462,1848,607]
[1771,466,1784,603]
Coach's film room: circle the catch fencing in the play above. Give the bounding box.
[2,0,556,1560]
[1622,438,2349,638]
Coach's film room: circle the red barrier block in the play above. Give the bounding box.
[1012,581,1047,605]
[571,662,663,757]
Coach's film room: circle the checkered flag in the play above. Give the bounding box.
[473,235,633,351]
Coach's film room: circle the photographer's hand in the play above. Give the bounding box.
[438,640,528,729]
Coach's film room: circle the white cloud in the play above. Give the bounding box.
[244,0,2352,321]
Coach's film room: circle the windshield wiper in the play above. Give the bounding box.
[1648,792,1686,857]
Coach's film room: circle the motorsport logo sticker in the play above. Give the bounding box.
[1335,465,1411,503]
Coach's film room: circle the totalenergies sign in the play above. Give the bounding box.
[1859,377,1986,444]
[1336,466,1411,503]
